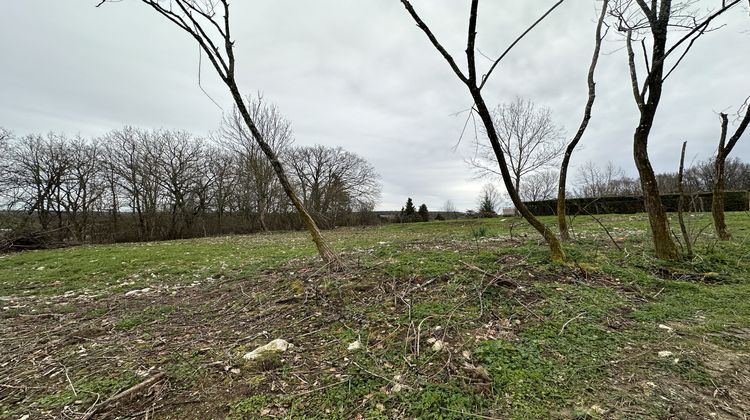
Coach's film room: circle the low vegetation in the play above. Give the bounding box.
[2,212,749,418]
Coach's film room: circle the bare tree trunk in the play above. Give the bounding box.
[112,0,342,269]
[713,114,730,240]
[228,85,341,269]
[635,124,678,259]
[677,141,692,257]
[400,0,566,261]
[258,200,270,232]
[472,91,565,261]
[557,0,608,241]
[626,23,678,260]
[713,106,750,240]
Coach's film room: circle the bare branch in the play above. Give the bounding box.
[625,30,645,108]
[479,0,565,90]
[399,0,469,84]
[663,0,741,60]
[723,100,750,157]
[466,0,479,84]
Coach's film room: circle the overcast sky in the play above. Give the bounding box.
[2,1,749,210]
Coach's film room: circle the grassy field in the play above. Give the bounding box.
[1,212,749,419]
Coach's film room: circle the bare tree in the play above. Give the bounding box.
[469,97,565,194]
[609,0,743,259]
[7,133,70,231]
[204,144,237,233]
[99,0,341,268]
[287,145,381,228]
[59,136,106,241]
[676,141,693,257]
[575,161,626,197]
[0,127,13,200]
[557,0,609,240]
[713,100,750,239]
[443,199,457,219]
[522,170,559,202]
[103,127,162,240]
[219,95,292,232]
[400,0,567,261]
[149,130,206,239]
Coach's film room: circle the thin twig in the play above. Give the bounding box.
[558,312,586,335]
[513,297,544,321]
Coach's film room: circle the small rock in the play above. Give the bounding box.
[230,368,241,374]
[243,338,292,360]
[391,383,405,393]
[431,340,446,352]
[347,340,362,352]
[658,350,673,358]
[19,415,30,420]
[124,287,151,297]
[658,324,673,332]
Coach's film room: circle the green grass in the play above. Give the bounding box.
[115,304,176,330]
[36,373,140,409]
[3,212,750,418]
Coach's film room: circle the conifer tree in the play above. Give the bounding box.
[418,204,429,222]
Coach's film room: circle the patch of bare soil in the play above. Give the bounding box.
[604,331,750,419]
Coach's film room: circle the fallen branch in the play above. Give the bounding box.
[513,297,544,321]
[460,261,519,288]
[82,372,167,420]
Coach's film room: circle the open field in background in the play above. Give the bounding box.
[1,212,749,419]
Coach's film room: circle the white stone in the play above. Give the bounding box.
[125,287,151,297]
[347,340,362,351]
[658,350,673,358]
[658,324,673,332]
[243,339,292,360]
[431,340,446,352]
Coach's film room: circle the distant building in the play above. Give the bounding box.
[500,207,517,216]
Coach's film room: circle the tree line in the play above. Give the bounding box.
[0,99,381,250]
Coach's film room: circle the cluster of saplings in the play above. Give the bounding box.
[0,99,382,250]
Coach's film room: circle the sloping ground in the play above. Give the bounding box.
[1,213,749,419]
